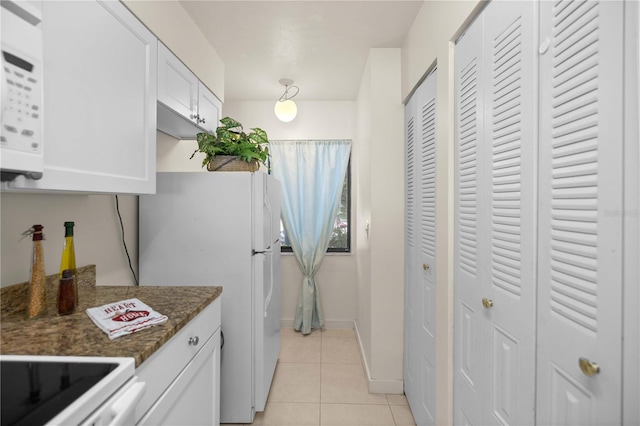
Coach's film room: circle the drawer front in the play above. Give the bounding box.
[135,297,221,422]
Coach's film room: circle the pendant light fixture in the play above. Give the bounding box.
[274,78,299,122]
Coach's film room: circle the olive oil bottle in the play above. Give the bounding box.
[59,221,78,309]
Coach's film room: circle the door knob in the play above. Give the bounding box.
[579,358,600,376]
[482,298,493,308]
[422,263,430,270]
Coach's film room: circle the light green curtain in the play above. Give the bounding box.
[270,140,351,335]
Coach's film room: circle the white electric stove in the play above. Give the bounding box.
[0,355,146,426]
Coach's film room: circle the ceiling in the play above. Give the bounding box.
[179,1,424,102]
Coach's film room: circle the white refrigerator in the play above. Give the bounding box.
[138,171,281,424]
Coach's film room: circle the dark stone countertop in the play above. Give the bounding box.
[0,265,222,367]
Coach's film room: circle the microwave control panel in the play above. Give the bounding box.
[1,0,43,180]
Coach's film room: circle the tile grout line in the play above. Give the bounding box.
[273,329,413,425]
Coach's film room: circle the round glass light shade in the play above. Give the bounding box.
[274,99,297,122]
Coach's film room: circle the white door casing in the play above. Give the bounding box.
[623,1,640,423]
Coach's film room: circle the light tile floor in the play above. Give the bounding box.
[223,327,416,426]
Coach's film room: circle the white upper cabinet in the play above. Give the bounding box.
[197,82,220,134]
[7,0,157,194]
[157,43,221,139]
[157,43,198,123]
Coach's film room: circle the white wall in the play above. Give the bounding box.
[123,0,225,101]
[221,101,358,327]
[1,193,137,287]
[355,55,373,378]
[355,48,404,393]
[400,0,484,423]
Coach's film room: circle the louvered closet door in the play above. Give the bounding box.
[481,2,537,424]
[404,91,418,416]
[455,1,537,424]
[405,68,438,426]
[536,1,624,423]
[416,68,438,425]
[454,12,486,426]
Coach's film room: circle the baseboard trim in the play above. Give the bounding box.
[354,321,404,395]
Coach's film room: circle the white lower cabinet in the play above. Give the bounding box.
[135,297,221,426]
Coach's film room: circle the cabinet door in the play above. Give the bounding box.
[536,1,624,424]
[197,82,221,134]
[138,329,221,426]
[8,0,157,194]
[158,42,198,124]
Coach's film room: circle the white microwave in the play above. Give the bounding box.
[1,0,44,181]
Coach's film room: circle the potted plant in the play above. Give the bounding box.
[191,116,269,171]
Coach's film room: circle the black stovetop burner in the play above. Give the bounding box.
[1,360,118,426]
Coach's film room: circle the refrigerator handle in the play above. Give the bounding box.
[263,176,276,318]
[264,278,273,319]
[264,181,274,250]
[254,248,274,318]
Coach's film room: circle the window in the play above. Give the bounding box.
[280,160,351,253]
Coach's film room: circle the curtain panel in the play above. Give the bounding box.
[270,140,352,334]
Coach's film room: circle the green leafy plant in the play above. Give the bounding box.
[191,117,269,168]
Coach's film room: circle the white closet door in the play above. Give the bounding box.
[404,89,419,415]
[454,12,486,426]
[481,1,537,424]
[416,68,437,425]
[455,1,536,424]
[537,1,624,424]
[405,67,438,426]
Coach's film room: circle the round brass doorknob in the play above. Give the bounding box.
[579,358,600,376]
[482,298,493,308]
[422,263,430,270]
